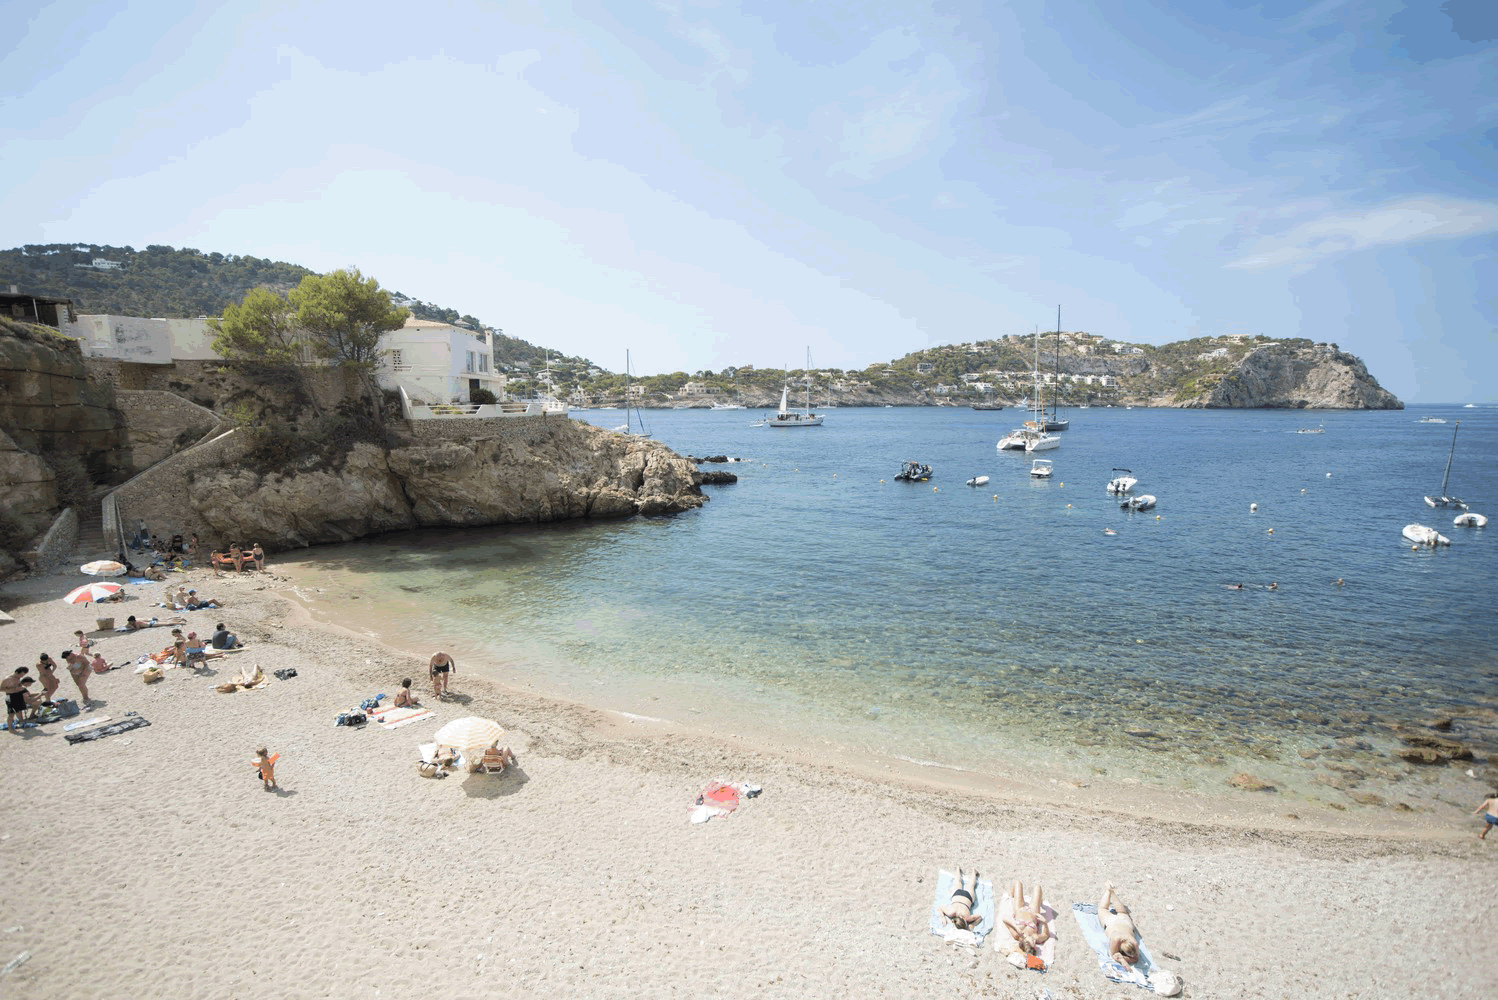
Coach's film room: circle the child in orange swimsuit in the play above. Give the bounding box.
[253,747,280,790]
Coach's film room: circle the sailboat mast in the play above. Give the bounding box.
[1053,305,1061,418]
[1441,421,1459,493]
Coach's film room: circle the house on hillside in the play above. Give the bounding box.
[375,319,505,406]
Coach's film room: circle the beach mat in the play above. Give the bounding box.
[377,707,435,729]
[66,716,150,744]
[1072,902,1167,991]
[929,870,995,947]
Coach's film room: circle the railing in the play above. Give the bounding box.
[403,399,569,419]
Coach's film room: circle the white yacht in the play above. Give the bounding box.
[767,349,824,428]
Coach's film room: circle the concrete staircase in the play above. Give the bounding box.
[75,493,109,558]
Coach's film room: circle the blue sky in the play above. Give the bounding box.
[3,1,1494,402]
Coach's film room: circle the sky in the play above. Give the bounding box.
[3,1,1494,403]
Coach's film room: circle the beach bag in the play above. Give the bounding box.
[55,699,80,717]
[142,667,164,684]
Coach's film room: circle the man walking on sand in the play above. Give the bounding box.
[1475,793,1498,840]
[430,651,456,698]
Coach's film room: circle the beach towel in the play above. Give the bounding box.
[63,715,111,732]
[689,779,763,823]
[1072,903,1178,992]
[928,870,996,947]
[996,891,1058,971]
[377,707,435,729]
[65,716,150,744]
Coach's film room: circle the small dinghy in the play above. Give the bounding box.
[965,475,990,487]
[1453,512,1488,527]
[1121,494,1156,511]
[894,460,933,482]
[1403,523,1451,546]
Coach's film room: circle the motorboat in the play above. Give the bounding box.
[1423,421,1467,509]
[1030,459,1053,479]
[1419,416,1447,423]
[894,461,933,482]
[1403,523,1451,546]
[965,475,990,487]
[711,402,746,410]
[1106,468,1137,494]
[1296,426,1325,434]
[1121,494,1156,511]
[1454,512,1488,527]
[768,349,824,428]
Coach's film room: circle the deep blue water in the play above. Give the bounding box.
[284,404,1497,808]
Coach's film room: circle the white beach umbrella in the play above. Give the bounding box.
[432,716,505,754]
[80,560,126,577]
[63,581,123,605]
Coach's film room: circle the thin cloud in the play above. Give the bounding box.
[1225,197,1498,269]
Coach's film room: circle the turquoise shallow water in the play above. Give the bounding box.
[282,404,1497,811]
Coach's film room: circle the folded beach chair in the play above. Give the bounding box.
[1071,903,1180,994]
[928,870,996,947]
[473,745,516,774]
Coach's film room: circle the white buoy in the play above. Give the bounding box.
[1250,503,1258,512]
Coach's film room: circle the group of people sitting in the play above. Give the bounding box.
[164,586,222,611]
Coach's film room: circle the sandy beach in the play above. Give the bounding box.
[2,562,1494,1000]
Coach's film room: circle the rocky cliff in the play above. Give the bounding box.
[1178,344,1402,409]
[129,417,706,551]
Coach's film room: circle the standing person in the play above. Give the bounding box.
[64,649,93,706]
[134,518,149,550]
[35,654,61,703]
[251,543,266,571]
[229,544,246,573]
[73,629,93,659]
[188,533,201,563]
[252,747,280,790]
[429,651,456,698]
[3,667,30,733]
[1476,792,1498,840]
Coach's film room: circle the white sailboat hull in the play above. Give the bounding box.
[1025,432,1060,452]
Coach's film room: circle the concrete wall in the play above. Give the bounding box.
[110,429,251,548]
[65,315,218,363]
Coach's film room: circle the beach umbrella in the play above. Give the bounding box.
[433,716,505,754]
[80,560,126,577]
[62,581,123,605]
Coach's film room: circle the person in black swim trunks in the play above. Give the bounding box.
[940,868,983,930]
[429,651,456,698]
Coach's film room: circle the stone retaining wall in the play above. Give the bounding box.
[401,411,573,443]
[110,429,250,547]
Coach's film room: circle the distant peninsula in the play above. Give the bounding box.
[1,242,1400,409]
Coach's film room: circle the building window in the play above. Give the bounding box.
[465,351,475,373]
[389,349,403,370]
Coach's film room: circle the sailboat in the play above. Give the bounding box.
[1424,420,1466,509]
[613,351,652,438]
[767,349,824,428]
[997,325,1059,452]
[1043,306,1069,432]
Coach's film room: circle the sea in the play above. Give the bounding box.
[279,403,1497,817]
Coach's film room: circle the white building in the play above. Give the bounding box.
[375,318,505,405]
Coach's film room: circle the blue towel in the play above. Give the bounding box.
[929,870,996,946]
[1072,902,1157,989]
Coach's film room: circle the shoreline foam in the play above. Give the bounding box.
[2,561,1492,999]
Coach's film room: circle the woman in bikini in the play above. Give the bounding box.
[939,868,983,930]
[63,649,93,706]
[74,630,93,658]
[1099,881,1140,969]
[429,651,456,697]
[393,678,420,708]
[251,543,266,571]
[1002,881,1051,956]
[35,654,61,703]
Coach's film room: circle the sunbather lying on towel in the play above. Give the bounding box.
[1099,882,1140,970]
[940,868,983,930]
[1002,881,1051,957]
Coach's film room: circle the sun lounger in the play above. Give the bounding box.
[473,745,516,774]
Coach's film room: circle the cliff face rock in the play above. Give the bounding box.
[183,418,706,549]
[1184,345,1402,409]
[0,322,132,478]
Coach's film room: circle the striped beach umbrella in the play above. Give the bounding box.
[63,581,123,605]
